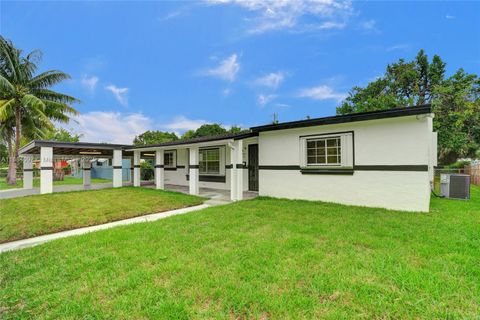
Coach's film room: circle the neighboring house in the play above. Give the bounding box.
[19,106,437,212]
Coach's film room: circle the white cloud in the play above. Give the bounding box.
[222,88,232,96]
[66,112,210,144]
[68,112,152,144]
[105,85,129,107]
[159,10,182,21]
[80,75,99,92]
[445,14,456,20]
[298,85,346,101]
[202,54,240,82]
[160,115,207,132]
[206,0,353,34]
[359,19,377,32]
[386,43,411,52]
[257,93,277,106]
[318,21,346,30]
[253,71,285,89]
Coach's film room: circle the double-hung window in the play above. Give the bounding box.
[307,136,341,165]
[300,132,353,168]
[164,151,176,168]
[199,148,220,175]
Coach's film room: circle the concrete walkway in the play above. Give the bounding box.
[0,203,210,253]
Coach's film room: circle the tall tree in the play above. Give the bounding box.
[337,50,478,164]
[133,130,178,146]
[0,36,79,184]
[44,128,82,142]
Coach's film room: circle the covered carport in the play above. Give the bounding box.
[18,140,135,194]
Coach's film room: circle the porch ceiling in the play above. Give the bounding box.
[19,140,135,158]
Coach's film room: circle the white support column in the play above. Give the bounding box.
[230,143,238,201]
[83,159,91,187]
[155,150,165,190]
[133,151,141,187]
[235,140,244,201]
[112,149,123,188]
[189,147,199,195]
[40,147,53,194]
[23,155,34,190]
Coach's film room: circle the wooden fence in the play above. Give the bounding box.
[465,163,480,185]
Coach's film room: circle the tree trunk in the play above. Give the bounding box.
[7,105,21,185]
[6,139,13,183]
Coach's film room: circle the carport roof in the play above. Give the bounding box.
[19,140,134,157]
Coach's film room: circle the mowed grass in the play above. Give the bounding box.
[0,187,204,243]
[0,176,111,190]
[1,187,479,319]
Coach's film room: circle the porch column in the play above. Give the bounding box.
[133,150,141,187]
[155,150,164,190]
[40,146,53,194]
[189,147,199,195]
[112,149,123,188]
[230,143,238,201]
[235,140,244,201]
[83,159,91,187]
[23,155,34,190]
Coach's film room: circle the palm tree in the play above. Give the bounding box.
[0,36,79,185]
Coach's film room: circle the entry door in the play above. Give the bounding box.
[248,144,259,191]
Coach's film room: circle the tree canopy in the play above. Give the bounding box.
[44,128,82,142]
[337,50,479,164]
[133,130,178,146]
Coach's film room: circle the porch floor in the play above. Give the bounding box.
[0,181,258,202]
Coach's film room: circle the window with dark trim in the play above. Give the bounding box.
[306,136,341,165]
[164,151,175,168]
[199,148,220,174]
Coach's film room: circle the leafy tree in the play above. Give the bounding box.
[337,50,479,164]
[44,128,82,142]
[133,130,178,146]
[180,130,196,140]
[180,124,246,139]
[0,37,79,184]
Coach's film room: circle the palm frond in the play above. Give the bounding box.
[31,88,80,105]
[0,74,14,94]
[0,98,16,121]
[0,36,21,81]
[22,94,46,112]
[43,99,79,122]
[29,70,71,89]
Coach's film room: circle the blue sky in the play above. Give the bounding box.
[1,0,479,143]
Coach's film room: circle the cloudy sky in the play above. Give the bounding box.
[2,0,479,143]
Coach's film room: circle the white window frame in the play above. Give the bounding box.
[299,132,353,169]
[199,146,226,176]
[164,150,176,168]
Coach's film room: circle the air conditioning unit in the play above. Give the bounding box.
[440,174,470,200]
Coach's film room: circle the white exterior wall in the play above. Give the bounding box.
[162,139,258,191]
[258,115,435,212]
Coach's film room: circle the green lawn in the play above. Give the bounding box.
[0,175,111,190]
[1,187,479,319]
[0,187,204,243]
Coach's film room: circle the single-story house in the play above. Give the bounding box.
[19,105,437,212]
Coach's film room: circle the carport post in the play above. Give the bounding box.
[189,147,199,195]
[23,155,33,190]
[235,140,244,201]
[40,146,53,194]
[133,151,141,187]
[83,159,91,187]
[230,142,238,201]
[112,149,123,188]
[155,150,164,190]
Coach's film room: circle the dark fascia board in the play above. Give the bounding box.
[19,140,132,155]
[250,105,432,133]
[129,131,258,150]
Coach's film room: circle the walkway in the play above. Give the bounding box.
[0,204,209,253]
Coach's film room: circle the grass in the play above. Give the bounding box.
[0,187,479,319]
[0,187,205,243]
[0,175,112,190]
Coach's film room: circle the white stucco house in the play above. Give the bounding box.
[19,105,437,212]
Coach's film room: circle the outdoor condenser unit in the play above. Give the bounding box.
[440,174,471,200]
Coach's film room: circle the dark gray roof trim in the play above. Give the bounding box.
[19,140,132,155]
[129,131,258,149]
[250,105,432,133]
